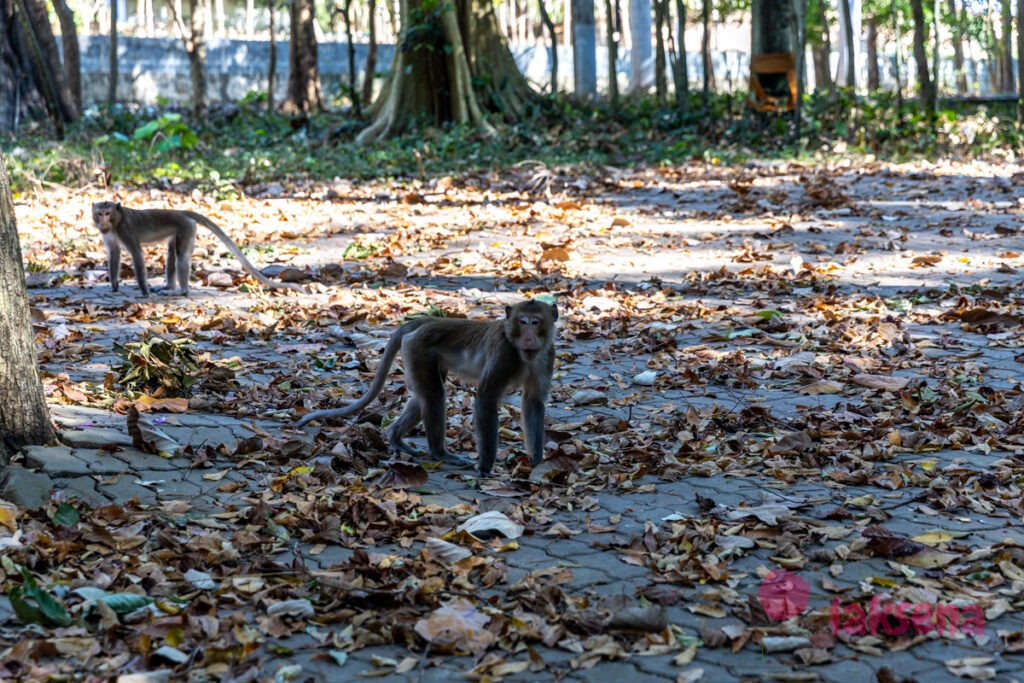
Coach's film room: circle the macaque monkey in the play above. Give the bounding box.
[296,300,558,476]
[92,202,303,296]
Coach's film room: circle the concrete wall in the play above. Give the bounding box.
[79,35,395,105]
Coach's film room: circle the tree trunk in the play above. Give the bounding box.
[1018,0,1024,121]
[188,0,208,118]
[654,0,667,102]
[538,0,558,92]
[866,13,878,90]
[52,0,81,111]
[700,0,713,100]
[946,0,966,92]
[673,0,688,109]
[107,0,117,105]
[629,0,651,93]
[910,0,934,115]
[165,0,208,119]
[837,0,855,87]
[891,0,903,105]
[359,0,534,142]
[810,0,833,93]
[362,0,378,102]
[1000,0,1013,92]
[931,0,939,95]
[572,0,597,97]
[268,0,276,111]
[603,0,618,104]
[0,150,54,450]
[343,0,360,115]
[285,0,323,113]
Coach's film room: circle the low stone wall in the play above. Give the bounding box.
[79,35,395,105]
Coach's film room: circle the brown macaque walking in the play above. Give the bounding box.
[92,202,303,296]
[296,300,558,476]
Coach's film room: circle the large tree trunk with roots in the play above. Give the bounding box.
[0,151,55,451]
[52,0,81,111]
[0,0,79,133]
[358,0,533,143]
[285,0,322,113]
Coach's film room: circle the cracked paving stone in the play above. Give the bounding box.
[108,448,187,471]
[22,445,92,476]
[55,476,108,506]
[60,426,134,448]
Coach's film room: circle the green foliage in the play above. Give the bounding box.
[114,337,201,396]
[401,0,448,54]
[3,557,72,628]
[130,113,199,152]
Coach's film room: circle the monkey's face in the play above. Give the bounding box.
[92,202,120,234]
[506,301,557,362]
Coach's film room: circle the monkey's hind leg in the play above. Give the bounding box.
[163,239,179,292]
[420,385,475,469]
[386,397,424,458]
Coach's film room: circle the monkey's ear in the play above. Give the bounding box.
[116,203,122,209]
[550,303,558,322]
[505,305,512,318]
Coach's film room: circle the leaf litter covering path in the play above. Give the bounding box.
[4,159,1024,681]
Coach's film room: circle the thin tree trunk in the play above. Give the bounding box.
[538,0,558,92]
[603,0,619,105]
[0,150,55,450]
[654,0,667,102]
[838,0,854,87]
[1001,0,1013,92]
[793,0,806,143]
[866,14,879,90]
[932,0,939,96]
[812,0,833,93]
[107,0,117,105]
[362,0,377,102]
[1018,0,1024,121]
[910,0,935,115]
[947,0,966,91]
[892,0,903,106]
[268,0,276,111]
[343,0,360,115]
[674,0,688,109]
[572,0,597,97]
[52,0,81,111]
[701,0,713,101]
[188,0,207,118]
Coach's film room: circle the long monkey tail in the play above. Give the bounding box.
[187,211,304,293]
[294,319,426,427]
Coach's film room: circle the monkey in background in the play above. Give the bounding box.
[296,300,558,477]
[92,201,303,296]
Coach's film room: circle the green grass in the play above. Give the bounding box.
[4,92,1022,195]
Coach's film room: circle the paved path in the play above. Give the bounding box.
[5,161,1024,681]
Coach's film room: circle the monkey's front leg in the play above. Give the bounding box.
[105,239,122,293]
[474,394,501,476]
[521,392,547,466]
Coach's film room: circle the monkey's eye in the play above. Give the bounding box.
[519,316,540,326]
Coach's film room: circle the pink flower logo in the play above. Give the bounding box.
[759,569,810,621]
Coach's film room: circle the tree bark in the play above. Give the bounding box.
[654,0,667,102]
[342,0,360,115]
[946,0,966,92]
[629,0,651,93]
[0,150,54,450]
[700,0,713,100]
[285,0,323,112]
[268,0,276,111]
[1018,0,1024,121]
[538,0,558,92]
[837,0,855,87]
[1000,0,1013,92]
[891,0,903,106]
[866,13,878,90]
[107,0,117,105]
[910,0,934,115]
[362,0,377,102]
[809,0,832,93]
[165,0,208,119]
[603,0,618,105]
[358,0,533,142]
[673,0,688,109]
[52,0,81,111]
[572,0,597,97]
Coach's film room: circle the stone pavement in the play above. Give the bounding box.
[6,162,1024,681]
